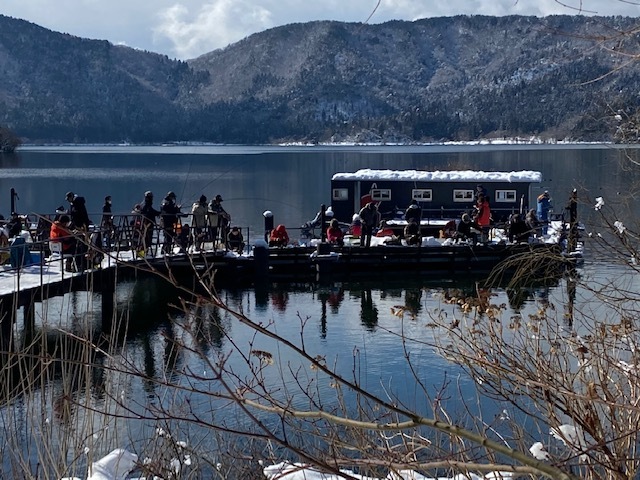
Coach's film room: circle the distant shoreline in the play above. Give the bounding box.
[15,137,616,150]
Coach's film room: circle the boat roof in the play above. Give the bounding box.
[331,169,542,183]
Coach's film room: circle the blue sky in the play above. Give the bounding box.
[3,0,639,60]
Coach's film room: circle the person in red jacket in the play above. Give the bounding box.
[473,194,491,227]
[269,224,289,247]
[326,219,344,246]
[49,215,78,254]
[473,194,492,242]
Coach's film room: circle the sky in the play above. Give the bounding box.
[3,0,640,60]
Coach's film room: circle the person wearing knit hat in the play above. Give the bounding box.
[536,190,552,235]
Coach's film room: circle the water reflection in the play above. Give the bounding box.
[317,285,346,337]
[270,288,289,312]
[404,288,423,317]
[0,268,574,476]
[0,144,630,474]
[360,289,379,330]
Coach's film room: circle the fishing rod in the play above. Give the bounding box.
[228,196,303,212]
[178,154,194,206]
[179,159,251,206]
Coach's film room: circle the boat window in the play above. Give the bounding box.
[332,188,349,201]
[453,189,474,202]
[495,190,517,202]
[412,189,432,202]
[370,189,391,201]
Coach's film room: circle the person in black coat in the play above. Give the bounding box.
[101,195,114,250]
[525,209,541,237]
[160,191,181,254]
[227,226,245,253]
[208,194,230,248]
[358,202,379,248]
[404,200,422,225]
[404,219,421,246]
[456,213,481,242]
[140,191,160,253]
[507,213,530,243]
[65,191,91,231]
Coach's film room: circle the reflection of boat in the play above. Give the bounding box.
[331,169,542,236]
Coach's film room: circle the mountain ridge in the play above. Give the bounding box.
[0,14,638,144]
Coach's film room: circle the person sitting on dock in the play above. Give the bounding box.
[326,218,344,246]
[348,214,362,237]
[404,218,421,246]
[404,199,421,225]
[49,215,78,254]
[507,213,530,243]
[302,206,334,238]
[269,224,290,247]
[440,219,457,239]
[176,223,191,253]
[358,202,379,248]
[227,226,245,253]
[8,222,34,269]
[50,214,86,270]
[375,220,395,238]
[525,209,541,237]
[456,213,481,243]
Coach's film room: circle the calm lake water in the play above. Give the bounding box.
[0,144,636,474]
[2,143,637,240]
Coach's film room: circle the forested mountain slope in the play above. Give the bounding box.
[0,14,638,143]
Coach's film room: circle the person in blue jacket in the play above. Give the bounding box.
[536,191,552,234]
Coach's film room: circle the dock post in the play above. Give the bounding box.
[254,242,269,282]
[101,269,116,332]
[0,295,16,351]
[320,204,326,242]
[315,242,333,280]
[22,291,36,337]
[10,188,18,215]
[567,189,578,254]
[263,211,274,243]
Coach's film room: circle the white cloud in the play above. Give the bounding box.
[154,1,273,59]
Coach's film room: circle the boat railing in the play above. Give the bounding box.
[0,212,253,276]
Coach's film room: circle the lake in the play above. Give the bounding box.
[2,143,637,240]
[0,143,636,477]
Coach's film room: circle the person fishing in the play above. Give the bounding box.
[269,224,290,247]
[208,194,230,249]
[65,191,91,232]
[190,194,208,251]
[358,202,379,248]
[139,191,160,255]
[537,190,552,235]
[101,195,114,250]
[160,191,181,254]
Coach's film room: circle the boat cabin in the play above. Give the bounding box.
[330,169,542,228]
